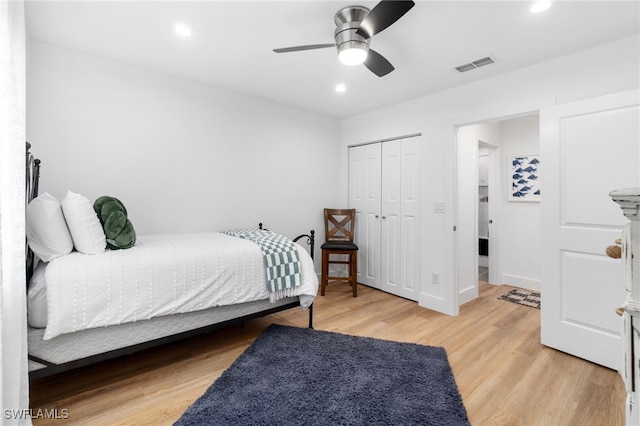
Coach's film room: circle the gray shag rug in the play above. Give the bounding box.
[175,324,469,426]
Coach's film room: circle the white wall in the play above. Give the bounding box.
[339,35,640,314]
[499,114,540,290]
[26,41,340,255]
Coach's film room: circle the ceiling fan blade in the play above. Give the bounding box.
[273,44,335,53]
[356,0,415,39]
[364,49,394,77]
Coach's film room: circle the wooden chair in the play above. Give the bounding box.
[321,208,358,297]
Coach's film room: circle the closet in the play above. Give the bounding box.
[348,136,420,301]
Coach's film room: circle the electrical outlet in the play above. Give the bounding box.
[431,272,440,284]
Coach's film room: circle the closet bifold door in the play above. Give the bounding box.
[348,137,420,301]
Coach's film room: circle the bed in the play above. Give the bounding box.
[25,143,317,379]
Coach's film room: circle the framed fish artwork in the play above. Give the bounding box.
[509,154,540,201]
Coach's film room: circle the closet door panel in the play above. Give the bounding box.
[400,138,420,300]
[381,140,402,296]
[349,143,381,289]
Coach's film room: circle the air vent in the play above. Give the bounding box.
[455,56,495,73]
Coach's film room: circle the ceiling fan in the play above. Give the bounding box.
[273,1,415,77]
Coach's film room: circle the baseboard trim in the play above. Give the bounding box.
[458,285,478,304]
[419,293,457,316]
[501,274,540,292]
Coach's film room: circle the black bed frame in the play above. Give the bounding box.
[25,142,40,287]
[26,143,315,379]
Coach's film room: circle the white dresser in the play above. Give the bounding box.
[611,188,640,426]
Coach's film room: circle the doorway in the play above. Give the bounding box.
[455,113,540,306]
[455,123,501,304]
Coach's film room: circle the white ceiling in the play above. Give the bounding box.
[25,0,640,118]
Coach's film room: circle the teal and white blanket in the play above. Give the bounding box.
[222,228,302,302]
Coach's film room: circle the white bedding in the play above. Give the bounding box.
[27,233,317,340]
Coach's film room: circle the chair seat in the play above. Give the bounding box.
[321,241,359,251]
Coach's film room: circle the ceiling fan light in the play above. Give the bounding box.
[338,47,368,66]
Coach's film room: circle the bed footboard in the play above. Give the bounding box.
[293,231,315,329]
[259,223,315,329]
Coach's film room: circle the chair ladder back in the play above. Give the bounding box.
[324,208,356,242]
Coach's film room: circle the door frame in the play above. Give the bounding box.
[447,110,539,315]
[454,127,502,305]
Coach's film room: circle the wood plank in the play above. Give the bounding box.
[30,283,625,425]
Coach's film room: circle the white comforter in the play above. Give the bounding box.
[30,233,317,340]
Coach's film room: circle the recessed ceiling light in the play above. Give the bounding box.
[174,23,192,37]
[335,83,347,93]
[531,0,552,13]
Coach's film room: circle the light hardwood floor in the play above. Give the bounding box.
[30,282,625,425]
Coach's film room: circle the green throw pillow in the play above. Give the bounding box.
[93,196,136,250]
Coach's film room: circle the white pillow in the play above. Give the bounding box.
[61,191,106,255]
[26,192,73,262]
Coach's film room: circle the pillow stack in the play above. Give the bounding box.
[26,191,136,263]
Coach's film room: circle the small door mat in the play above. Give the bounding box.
[498,288,540,309]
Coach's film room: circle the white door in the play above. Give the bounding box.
[540,89,640,369]
[349,143,381,289]
[380,138,420,300]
